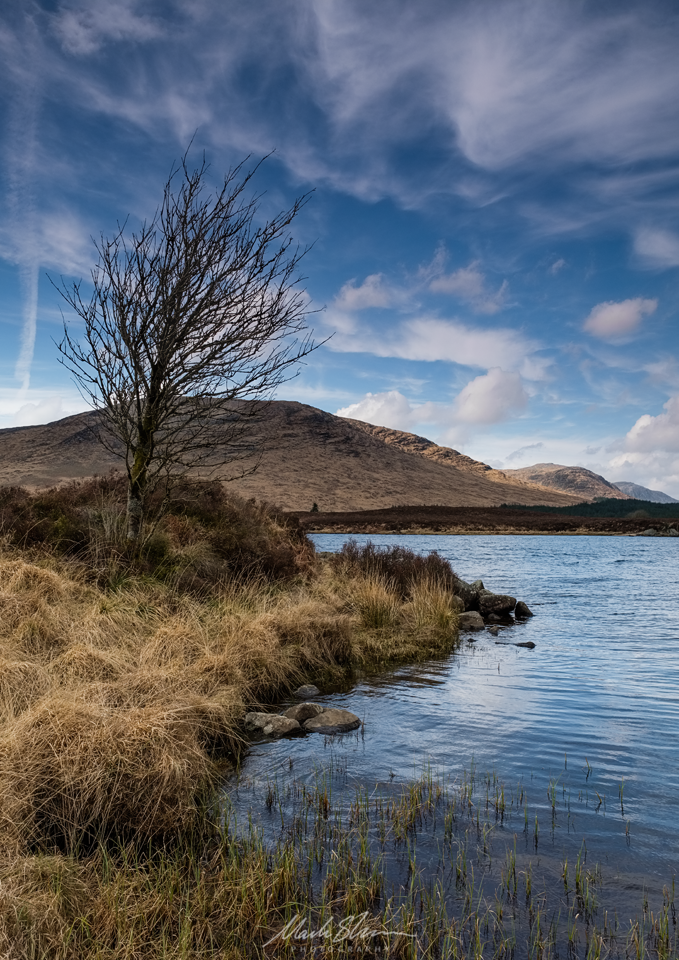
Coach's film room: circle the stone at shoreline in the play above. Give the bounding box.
[244,713,302,736]
[284,702,324,723]
[459,611,484,631]
[487,625,501,635]
[479,593,517,616]
[294,684,321,698]
[669,528,679,537]
[641,528,658,536]
[470,580,484,591]
[515,601,534,618]
[453,578,480,612]
[514,641,536,649]
[486,613,503,622]
[304,708,361,734]
[451,594,465,614]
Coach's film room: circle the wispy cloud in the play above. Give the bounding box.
[506,440,544,462]
[634,228,679,269]
[327,313,540,375]
[53,0,163,56]
[428,259,509,314]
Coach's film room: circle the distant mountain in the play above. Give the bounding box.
[0,402,585,512]
[502,463,631,501]
[611,481,678,504]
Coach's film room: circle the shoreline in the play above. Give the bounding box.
[308,527,640,536]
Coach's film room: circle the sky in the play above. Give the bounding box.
[2,0,679,493]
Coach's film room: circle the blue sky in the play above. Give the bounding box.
[2,1,679,493]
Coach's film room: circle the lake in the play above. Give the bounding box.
[229,534,679,945]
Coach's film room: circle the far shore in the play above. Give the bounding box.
[310,527,640,536]
[292,504,679,538]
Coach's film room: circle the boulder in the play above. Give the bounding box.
[641,528,658,536]
[514,641,536,649]
[294,684,321,698]
[453,578,480,612]
[515,601,534,619]
[244,713,302,736]
[451,594,466,614]
[303,708,361,734]
[487,625,501,636]
[479,593,517,617]
[284,702,324,723]
[669,528,679,537]
[470,580,485,591]
[459,611,485,631]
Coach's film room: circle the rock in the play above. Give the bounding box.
[479,594,517,617]
[303,708,361,734]
[514,641,536,649]
[459,611,485,631]
[470,580,484,591]
[284,702,324,723]
[451,594,465,614]
[294,684,320,698]
[487,625,500,635]
[486,613,503,622]
[244,713,302,736]
[641,528,658,536]
[453,578,480,612]
[515,601,534,619]
[669,528,679,537]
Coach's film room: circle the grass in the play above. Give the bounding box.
[0,484,465,956]
[0,486,672,959]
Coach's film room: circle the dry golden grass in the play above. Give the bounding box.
[0,543,462,958]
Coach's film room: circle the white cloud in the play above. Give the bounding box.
[328,315,541,377]
[334,274,393,311]
[429,260,509,314]
[620,395,679,454]
[453,368,528,425]
[0,389,87,429]
[583,298,657,339]
[336,390,420,430]
[634,228,679,269]
[550,258,566,274]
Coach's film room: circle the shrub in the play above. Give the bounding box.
[0,477,315,589]
[330,539,457,599]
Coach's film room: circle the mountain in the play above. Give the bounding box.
[611,481,678,504]
[0,402,585,512]
[502,463,631,501]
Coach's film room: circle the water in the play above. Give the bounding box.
[230,534,679,919]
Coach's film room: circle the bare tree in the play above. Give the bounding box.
[56,153,318,544]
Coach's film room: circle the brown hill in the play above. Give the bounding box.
[0,401,586,511]
[503,463,631,501]
[345,420,499,477]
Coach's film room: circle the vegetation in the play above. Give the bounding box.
[55,151,318,544]
[0,481,463,957]
[501,498,679,519]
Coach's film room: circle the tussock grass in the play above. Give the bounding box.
[0,492,464,957]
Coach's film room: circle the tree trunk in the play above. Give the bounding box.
[126,484,144,541]
[126,413,154,543]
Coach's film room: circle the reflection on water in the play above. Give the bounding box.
[229,534,679,910]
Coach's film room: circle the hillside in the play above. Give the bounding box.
[0,401,585,512]
[612,481,678,503]
[502,462,631,501]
